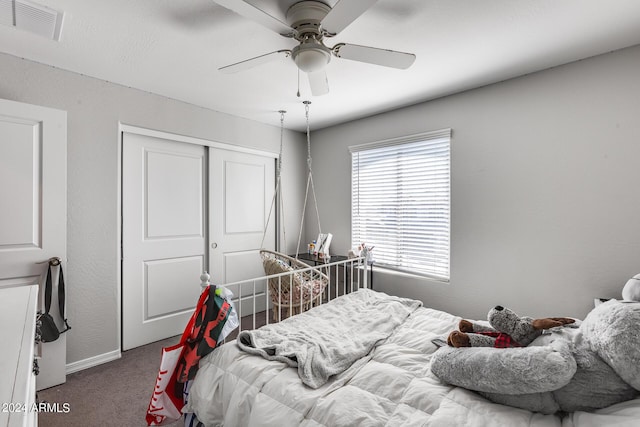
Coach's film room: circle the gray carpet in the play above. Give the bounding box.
[38,335,183,427]
[36,310,273,427]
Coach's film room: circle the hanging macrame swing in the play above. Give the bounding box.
[259,102,329,320]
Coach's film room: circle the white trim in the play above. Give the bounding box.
[119,123,279,159]
[348,128,452,153]
[66,349,121,375]
[116,125,123,356]
[372,263,450,284]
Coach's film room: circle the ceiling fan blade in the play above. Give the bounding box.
[308,70,329,96]
[219,50,291,74]
[212,0,293,36]
[321,0,378,35]
[333,43,416,69]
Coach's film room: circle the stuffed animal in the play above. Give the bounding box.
[446,305,575,349]
[431,301,640,414]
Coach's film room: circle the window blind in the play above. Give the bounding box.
[350,129,450,280]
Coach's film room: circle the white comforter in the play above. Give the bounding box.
[184,292,640,426]
[236,289,421,389]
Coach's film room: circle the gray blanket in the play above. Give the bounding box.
[237,288,422,388]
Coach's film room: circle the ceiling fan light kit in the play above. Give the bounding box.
[292,39,331,73]
[215,0,416,95]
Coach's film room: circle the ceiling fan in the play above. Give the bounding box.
[214,0,416,96]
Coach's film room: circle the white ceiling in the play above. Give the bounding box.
[2,0,640,132]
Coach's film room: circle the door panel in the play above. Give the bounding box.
[224,161,268,233]
[122,132,206,350]
[209,148,276,315]
[0,118,41,250]
[0,98,67,390]
[145,256,204,318]
[146,150,204,238]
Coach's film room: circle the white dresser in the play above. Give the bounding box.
[0,285,38,427]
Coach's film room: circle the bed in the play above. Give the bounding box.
[182,288,640,427]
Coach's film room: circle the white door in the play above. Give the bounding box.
[209,148,275,314]
[122,132,206,350]
[0,98,67,390]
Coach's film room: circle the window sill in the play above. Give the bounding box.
[373,264,450,284]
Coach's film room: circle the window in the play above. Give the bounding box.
[350,129,450,280]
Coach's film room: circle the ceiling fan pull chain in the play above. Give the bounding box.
[297,68,301,97]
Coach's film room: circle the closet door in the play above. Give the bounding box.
[122,129,277,349]
[209,147,275,314]
[0,98,67,390]
[122,132,206,350]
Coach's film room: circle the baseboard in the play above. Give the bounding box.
[66,349,121,375]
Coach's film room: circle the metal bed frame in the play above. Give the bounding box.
[201,256,372,336]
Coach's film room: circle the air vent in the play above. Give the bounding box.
[0,0,64,41]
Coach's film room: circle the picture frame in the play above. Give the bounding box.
[315,233,333,256]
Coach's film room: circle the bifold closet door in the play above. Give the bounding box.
[122,132,206,350]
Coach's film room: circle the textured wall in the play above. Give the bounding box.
[310,44,640,320]
[0,53,306,364]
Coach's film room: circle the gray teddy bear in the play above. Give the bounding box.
[446,305,575,348]
[431,300,640,414]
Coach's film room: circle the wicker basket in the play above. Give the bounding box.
[260,250,329,321]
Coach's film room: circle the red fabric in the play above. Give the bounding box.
[477,331,522,348]
[176,290,230,383]
[146,285,220,426]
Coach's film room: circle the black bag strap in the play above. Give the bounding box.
[43,258,71,334]
[44,263,53,314]
[57,264,71,333]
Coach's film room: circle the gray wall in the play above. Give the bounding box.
[0,53,307,365]
[309,44,640,320]
[3,42,640,365]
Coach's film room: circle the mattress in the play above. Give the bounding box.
[183,291,640,426]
